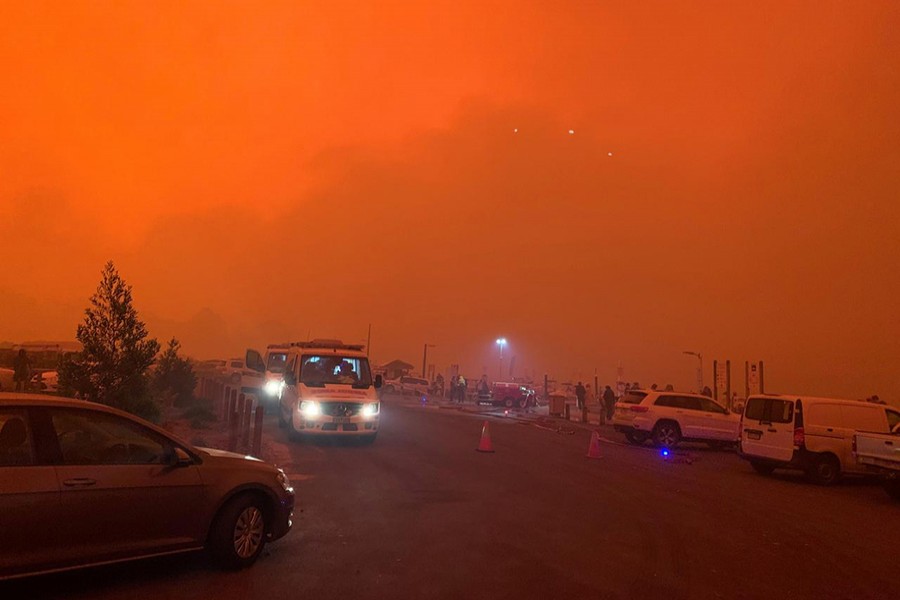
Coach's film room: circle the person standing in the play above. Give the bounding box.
[13,349,30,392]
[458,375,468,403]
[575,381,586,410]
[603,385,616,422]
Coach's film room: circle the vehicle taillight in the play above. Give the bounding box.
[793,427,805,447]
[630,405,650,413]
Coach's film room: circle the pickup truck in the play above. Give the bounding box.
[854,427,900,501]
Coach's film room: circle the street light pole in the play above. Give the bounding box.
[422,344,435,380]
[495,338,507,382]
[683,351,703,392]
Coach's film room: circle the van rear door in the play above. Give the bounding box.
[741,396,795,461]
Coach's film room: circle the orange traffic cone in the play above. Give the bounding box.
[586,430,603,459]
[476,421,495,453]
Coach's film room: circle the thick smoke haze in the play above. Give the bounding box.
[1,2,898,401]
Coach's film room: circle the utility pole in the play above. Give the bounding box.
[422,344,435,380]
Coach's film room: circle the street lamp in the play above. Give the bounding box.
[495,338,507,382]
[422,344,436,380]
[683,351,703,392]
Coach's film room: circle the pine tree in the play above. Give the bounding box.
[60,261,161,419]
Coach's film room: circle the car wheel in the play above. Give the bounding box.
[208,493,268,570]
[652,421,681,448]
[504,397,515,408]
[750,460,776,476]
[624,432,648,446]
[806,454,841,486]
[883,477,900,501]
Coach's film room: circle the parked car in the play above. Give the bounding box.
[854,427,900,500]
[740,394,900,485]
[612,389,739,448]
[0,393,294,580]
[212,358,265,395]
[29,370,58,394]
[384,376,429,397]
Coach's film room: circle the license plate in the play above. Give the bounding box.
[746,430,762,440]
[333,417,351,424]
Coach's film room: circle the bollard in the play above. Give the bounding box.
[241,395,253,449]
[564,403,571,421]
[251,404,265,457]
[227,394,238,451]
[230,388,238,424]
[581,405,588,424]
[222,386,231,421]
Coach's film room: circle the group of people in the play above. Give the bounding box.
[574,382,618,420]
[447,374,468,403]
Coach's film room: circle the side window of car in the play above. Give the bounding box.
[0,408,35,467]
[654,395,677,408]
[50,409,171,466]
[678,397,704,411]
[886,410,900,432]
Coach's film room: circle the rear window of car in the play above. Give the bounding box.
[620,391,648,404]
[744,398,794,423]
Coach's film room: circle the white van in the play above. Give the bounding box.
[246,340,382,443]
[740,394,900,485]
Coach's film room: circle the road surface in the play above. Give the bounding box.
[8,398,899,599]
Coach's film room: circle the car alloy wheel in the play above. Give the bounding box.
[233,506,265,559]
[653,422,680,447]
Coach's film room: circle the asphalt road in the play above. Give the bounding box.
[7,398,900,599]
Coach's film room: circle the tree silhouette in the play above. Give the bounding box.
[60,261,160,418]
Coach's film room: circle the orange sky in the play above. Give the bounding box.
[1,1,898,400]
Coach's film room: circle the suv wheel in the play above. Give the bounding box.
[652,421,681,448]
[504,397,515,409]
[209,494,268,570]
[806,454,841,486]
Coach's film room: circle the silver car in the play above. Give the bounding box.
[0,393,294,580]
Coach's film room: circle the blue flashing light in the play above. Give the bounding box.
[661,449,670,458]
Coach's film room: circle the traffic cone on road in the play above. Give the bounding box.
[586,430,603,459]
[476,421,495,453]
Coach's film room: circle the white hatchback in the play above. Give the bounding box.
[612,389,740,448]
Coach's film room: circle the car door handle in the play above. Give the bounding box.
[885,441,894,446]
[63,478,97,487]
[826,428,834,432]
[767,428,777,433]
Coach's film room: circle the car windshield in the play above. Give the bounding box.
[267,352,288,373]
[299,354,373,386]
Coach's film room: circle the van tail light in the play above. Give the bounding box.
[630,405,650,413]
[793,427,805,447]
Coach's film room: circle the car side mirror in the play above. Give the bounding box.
[284,371,297,386]
[166,447,193,467]
[374,374,383,389]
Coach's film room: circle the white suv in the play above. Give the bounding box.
[384,376,430,396]
[612,389,740,448]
